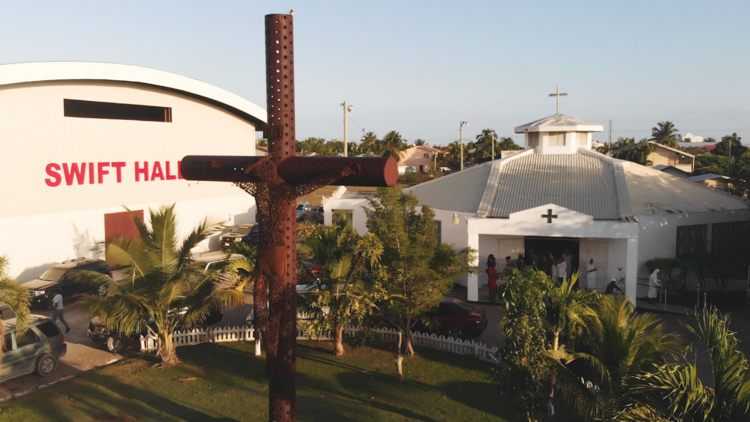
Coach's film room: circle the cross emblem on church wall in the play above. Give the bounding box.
[180,14,397,422]
[542,209,558,223]
[549,86,567,115]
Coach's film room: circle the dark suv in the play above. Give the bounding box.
[1,315,67,382]
[220,223,260,251]
[23,258,113,308]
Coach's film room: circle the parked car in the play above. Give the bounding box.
[219,223,259,251]
[310,205,325,224]
[296,202,312,221]
[1,315,67,382]
[22,258,113,308]
[88,306,223,353]
[414,297,488,339]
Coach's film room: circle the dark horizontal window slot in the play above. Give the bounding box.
[64,99,172,122]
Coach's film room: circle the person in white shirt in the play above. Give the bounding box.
[557,259,567,284]
[551,258,559,281]
[586,259,597,291]
[648,269,661,305]
[48,290,70,333]
[612,267,626,291]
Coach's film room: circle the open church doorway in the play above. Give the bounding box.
[524,237,580,274]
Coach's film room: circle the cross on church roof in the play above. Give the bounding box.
[549,86,567,115]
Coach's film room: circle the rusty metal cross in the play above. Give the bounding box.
[180,14,396,422]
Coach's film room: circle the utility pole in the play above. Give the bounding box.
[491,130,496,161]
[609,120,612,156]
[460,121,470,171]
[341,101,352,157]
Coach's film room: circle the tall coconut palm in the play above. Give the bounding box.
[552,294,687,420]
[359,131,378,154]
[637,307,750,421]
[375,131,407,161]
[413,139,427,147]
[72,205,244,367]
[297,216,385,356]
[0,256,31,355]
[651,121,680,148]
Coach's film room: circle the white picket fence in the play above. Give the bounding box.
[141,325,500,364]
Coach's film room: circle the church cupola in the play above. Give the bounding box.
[513,87,603,154]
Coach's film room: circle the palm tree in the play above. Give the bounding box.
[413,139,427,147]
[552,294,687,420]
[359,131,378,155]
[651,121,680,148]
[474,129,498,162]
[638,307,750,421]
[72,205,244,367]
[297,216,384,356]
[375,131,407,162]
[545,273,601,401]
[0,256,31,355]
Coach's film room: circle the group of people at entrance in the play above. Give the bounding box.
[485,249,627,303]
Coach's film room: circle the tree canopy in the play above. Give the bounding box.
[651,121,680,148]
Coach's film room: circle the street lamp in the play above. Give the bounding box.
[490,130,497,161]
[341,101,353,157]
[460,121,470,171]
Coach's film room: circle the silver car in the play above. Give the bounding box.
[1,315,67,382]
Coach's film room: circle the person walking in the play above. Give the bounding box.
[648,269,661,305]
[48,290,70,333]
[562,249,573,273]
[586,258,597,291]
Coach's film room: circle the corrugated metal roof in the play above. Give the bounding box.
[405,162,493,213]
[478,153,623,220]
[514,113,603,133]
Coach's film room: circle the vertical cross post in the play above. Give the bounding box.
[180,13,397,422]
[548,86,567,115]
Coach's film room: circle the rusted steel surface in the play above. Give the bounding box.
[180,13,395,422]
[182,155,397,187]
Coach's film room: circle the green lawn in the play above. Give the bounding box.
[0,341,557,421]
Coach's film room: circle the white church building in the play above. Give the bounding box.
[324,112,749,302]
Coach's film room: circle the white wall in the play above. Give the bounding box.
[0,79,263,278]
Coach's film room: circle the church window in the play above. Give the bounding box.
[577,132,588,146]
[528,133,539,147]
[676,224,708,257]
[64,99,172,122]
[548,132,566,146]
[711,221,750,253]
[434,220,442,244]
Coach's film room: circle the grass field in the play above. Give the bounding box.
[0,341,521,421]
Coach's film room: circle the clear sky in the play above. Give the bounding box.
[2,0,748,146]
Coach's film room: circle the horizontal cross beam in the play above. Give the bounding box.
[180,155,398,187]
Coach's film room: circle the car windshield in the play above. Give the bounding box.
[231,226,252,235]
[34,268,68,283]
[451,300,476,315]
[296,204,305,210]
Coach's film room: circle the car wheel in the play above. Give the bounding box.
[107,335,127,353]
[97,285,107,296]
[446,327,464,340]
[36,354,57,377]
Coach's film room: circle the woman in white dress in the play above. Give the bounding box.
[648,269,661,304]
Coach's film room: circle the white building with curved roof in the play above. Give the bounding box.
[0,62,265,279]
[325,112,749,303]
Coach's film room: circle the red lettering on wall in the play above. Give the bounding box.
[45,163,62,187]
[88,163,95,184]
[97,162,110,184]
[135,162,149,182]
[151,161,165,181]
[178,161,184,179]
[165,161,177,180]
[111,162,126,183]
[63,163,87,185]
